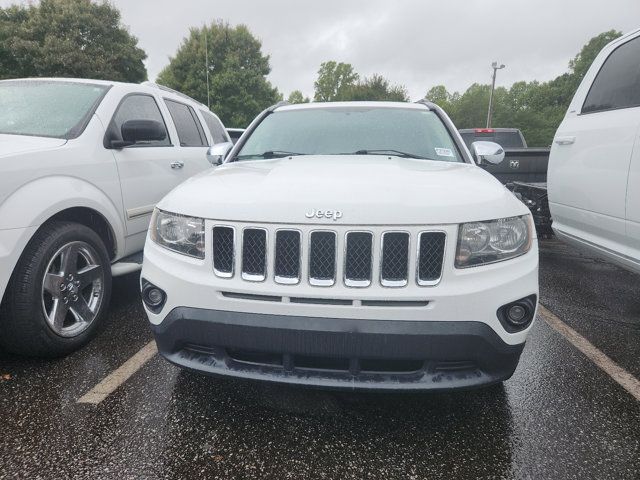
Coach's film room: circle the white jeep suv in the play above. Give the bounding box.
[0,78,228,356]
[142,101,539,390]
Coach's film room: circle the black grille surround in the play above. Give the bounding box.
[274,230,301,284]
[381,232,410,287]
[418,231,446,285]
[212,226,235,277]
[210,224,447,288]
[344,232,373,287]
[241,228,267,281]
[309,231,337,286]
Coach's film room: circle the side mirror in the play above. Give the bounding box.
[206,142,233,166]
[108,119,167,148]
[471,141,505,165]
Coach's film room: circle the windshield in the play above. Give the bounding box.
[0,80,109,139]
[235,107,463,162]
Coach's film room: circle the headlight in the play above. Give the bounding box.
[150,209,205,259]
[455,215,532,268]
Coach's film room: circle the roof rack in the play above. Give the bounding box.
[415,99,434,110]
[141,81,208,109]
[267,100,291,112]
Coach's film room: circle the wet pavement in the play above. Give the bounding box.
[1,238,638,479]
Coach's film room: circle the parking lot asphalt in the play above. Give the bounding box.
[1,238,639,480]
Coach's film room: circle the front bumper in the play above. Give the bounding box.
[151,307,525,391]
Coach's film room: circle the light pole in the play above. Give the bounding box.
[486,61,505,128]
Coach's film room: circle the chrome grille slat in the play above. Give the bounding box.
[241,228,267,281]
[344,232,373,287]
[380,232,410,287]
[309,231,337,286]
[212,226,235,277]
[417,232,446,285]
[275,230,301,284]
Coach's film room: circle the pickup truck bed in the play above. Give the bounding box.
[481,148,550,184]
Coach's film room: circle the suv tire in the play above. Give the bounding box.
[0,221,112,357]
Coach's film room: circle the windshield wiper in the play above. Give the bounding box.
[352,149,434,160]
[236,150,306,160]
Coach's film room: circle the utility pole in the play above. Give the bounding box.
[204,26,210,109]
[486,61,505,128]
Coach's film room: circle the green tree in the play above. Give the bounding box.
[342,74,409,102]
[422,30,624,146]
[313,61,359,101]
[287,90,310,104]
[0,0,146,82]
[569,30,622,81]
[158,21,280,127]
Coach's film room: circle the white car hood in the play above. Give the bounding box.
[0,134,67,158]
[159,155,528,225]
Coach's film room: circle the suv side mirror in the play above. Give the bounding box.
[206,142,233,166]
[471,141,505,165]
[108,120,166,148]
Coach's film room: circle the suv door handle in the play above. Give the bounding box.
[555,136,575,145]
[170,161,184,169]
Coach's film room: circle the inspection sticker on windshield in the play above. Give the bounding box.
[435,147,454,157]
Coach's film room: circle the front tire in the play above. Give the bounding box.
[0,221,112,357]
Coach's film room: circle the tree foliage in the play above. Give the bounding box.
[313,61,359,101]
[287,90,310,104]
[343,74,409,102]
[0,0,147,82]
[313,61,408,102]
[157,21,280,128]
[425,30,623,146]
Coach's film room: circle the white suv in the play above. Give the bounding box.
[0,78,229,356]
[549,28,640,273]
[142,101,539,391]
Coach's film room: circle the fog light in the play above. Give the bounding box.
[141,279,166,314]
[497,295,537,333]
[507,305,527,324]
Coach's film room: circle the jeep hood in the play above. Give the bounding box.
[0,134,67,158]
[159,155,528,225]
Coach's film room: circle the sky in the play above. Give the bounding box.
[2,0,639,100]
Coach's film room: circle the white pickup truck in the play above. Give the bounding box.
[549,28,640,274]
[142,101,539,391]
[0,78,228,356]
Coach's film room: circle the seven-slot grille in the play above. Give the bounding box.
[212,226,446,287]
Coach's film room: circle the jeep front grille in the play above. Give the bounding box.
[211,224,446,287]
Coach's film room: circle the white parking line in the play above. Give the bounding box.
[539,305,640,402]
[77,340,158,405]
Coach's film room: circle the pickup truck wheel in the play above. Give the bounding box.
[0,221,112,357]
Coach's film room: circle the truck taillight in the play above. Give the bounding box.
[475,128,494,133]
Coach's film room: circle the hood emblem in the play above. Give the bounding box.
[305,209,343,221]
[509,160,520,169]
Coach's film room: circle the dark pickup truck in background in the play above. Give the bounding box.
[459,128,552,236]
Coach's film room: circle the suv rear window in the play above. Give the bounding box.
[0,80,108,139]
[199,110,227,144]
[164,99,206,147]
